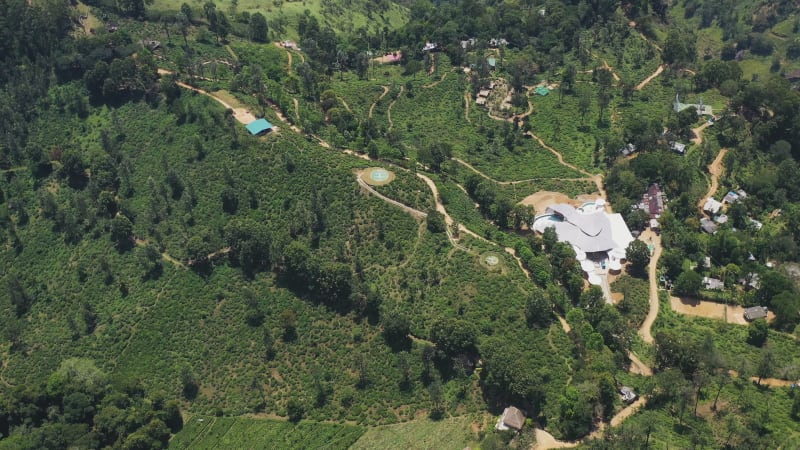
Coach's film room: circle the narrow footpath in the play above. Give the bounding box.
[697,148,728,217]
[638,228,662,344]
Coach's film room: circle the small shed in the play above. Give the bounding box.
[700,218,718,234]
[714,214,729,224]
[702,277,724,290]
[670,141,687,155]
[534,86,551,96]
[744,306,768,321]
[475,97,487,106]
[246,118,274,136]
[496,406,526,432]
[722,191,740,204]
[620,387,637,404]
[487,57,497,69]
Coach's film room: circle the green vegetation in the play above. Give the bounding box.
[351,415,484,450]
[5,0,800,447]
[169,416,364,449]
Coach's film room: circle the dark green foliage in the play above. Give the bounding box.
[0,358,179,447]
[426,209,446,233]
[525,289,553,329]
[429,318,477,358]
[381,309,411,351]
[747,318,769,347]
[110,215,134,251]
[625,239,650,277]
[673,270,702,297]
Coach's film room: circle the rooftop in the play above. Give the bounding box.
[245,118,274,135]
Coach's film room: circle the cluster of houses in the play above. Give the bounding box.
[701,189,762,234]
[475,81,496,106]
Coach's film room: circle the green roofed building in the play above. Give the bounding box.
[487,57,497,68]
[534,86,550,96]
[246,118,273,135]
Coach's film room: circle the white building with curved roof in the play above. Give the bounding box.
[532,201,634,284]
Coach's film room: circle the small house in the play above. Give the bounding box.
[670,141,687,155]
[702,277,724,290]
[641,183,666,218]
[475,97,487,106]
[478,89,490,98]
[620,143,637,156]
[422,42,438,52]
[750,218,763,230]
[703,198,723,215]
[489,38,508,47]
[739,273,761,290]
[534,86,551,96]
[785,70,800,82]
[650,218,660,230]
[700,218,718,234]
[460,38,477,50]
[487,57,497,69]
[496,406,526,432]
[722,191,740,204]
[744,306,768,321]
[714,214,729,224]
[245,118,274,136]
[620,387,637,404]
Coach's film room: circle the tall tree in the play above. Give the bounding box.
[249,13,268,42]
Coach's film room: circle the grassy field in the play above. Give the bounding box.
[149,0,408,41]
[351,415,487,450]
[169,416,365,449]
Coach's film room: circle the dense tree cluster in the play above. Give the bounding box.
[0,358,182,448]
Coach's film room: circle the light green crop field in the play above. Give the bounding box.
[169,416,365,449]
[351,415,486,450]
[150,0,408,41]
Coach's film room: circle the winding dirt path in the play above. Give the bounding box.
[386,86,403,131]
[293,97,300,122]
[452,158,590,186]
[463,91,472,123]
[635,64,664,91]
[277,42,293,71]
[524,132,607,201]
[134,238,186,269]
[691,121,712,146]
[422,70,449,88]
[533,429,579,450]
[158,69,257,125]
[415,173,493,247]
[369,86,390,118]
[638,229,662,345]
[601,59,621,82]
[357,176,427,218]
[628,351,653,376]
[338,97,353,113]
[698,148,728,217]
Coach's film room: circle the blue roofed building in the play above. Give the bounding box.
[246,118,274,136]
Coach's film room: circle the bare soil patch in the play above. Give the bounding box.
[670,296,775,325]
[519,191,582,215]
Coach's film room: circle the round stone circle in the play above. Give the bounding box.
[479,252,504,270]
[361,167,396,186]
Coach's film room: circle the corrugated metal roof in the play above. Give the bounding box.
[246,118,273,135]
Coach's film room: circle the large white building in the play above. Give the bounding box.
[532,200,634,285]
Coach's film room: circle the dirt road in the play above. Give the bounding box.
[635,65,664,91]
[638,229,662,344]
[357,176,427,219]
[158,69,257,124]
[691,121,712,145]
[669,296,775,325]
[698,148,728,217]
[368,86,390,118]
